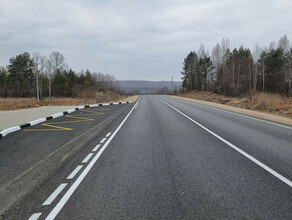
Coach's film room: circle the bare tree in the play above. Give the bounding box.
[212,43,222,66]
[252,43,263,91]
[211,43,223,90]
[198,44,206,58]
[221,37,230,61]
[49,51,68,73]
[33,52,46,102]
[277,34,290,52]
[46,59,53,99]
[269,41,276,51]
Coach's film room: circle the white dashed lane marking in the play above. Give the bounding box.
[42,184,67,206]
[28,213,42,220]
[92,144,101,152]
[82,153,94,163]
[45,101,138,220]
[67,165,83,180]
[99,138,107,144]
[105,132,111,137]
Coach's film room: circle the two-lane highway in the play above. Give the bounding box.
[3,95,292,219]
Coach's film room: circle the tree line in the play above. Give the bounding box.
[181,35,292,97]
[0,51,116,100]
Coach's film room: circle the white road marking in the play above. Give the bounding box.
[105,132,112,138]
[45,101,138,220]
[92,144,101,152]
[135,96,141,110]
[174,96,292,130]
[42,184,67,206]
[157,97,292,188]
[67,165,83,179]
[82,153,94,163]
[99,138,107,144]
[28,213,42,220]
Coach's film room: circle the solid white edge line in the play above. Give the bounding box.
[173,96,292,130]
[105,132,111,138]
[42,183,68,206]
[99,138,107,144]
[67,165,83,179]
[92,144,101,152]
[82,153,94,163]
[28,213,42,220]
[45,101,138,220]
[157,97,292,188]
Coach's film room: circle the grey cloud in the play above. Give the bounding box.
[0,0,291,80]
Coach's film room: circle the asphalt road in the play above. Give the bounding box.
[2,95,292,219]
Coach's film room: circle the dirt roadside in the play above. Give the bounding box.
[173,95,292,126]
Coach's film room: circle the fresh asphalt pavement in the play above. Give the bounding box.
[2,95,292,219]
[0,104,129,189]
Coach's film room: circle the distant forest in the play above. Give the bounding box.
[0,51,116,101]
[115,80,182,95]
[181,35,292,97]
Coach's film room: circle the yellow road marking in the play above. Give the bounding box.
[24,108,109,132]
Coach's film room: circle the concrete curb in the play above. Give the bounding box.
[0,101,130,139]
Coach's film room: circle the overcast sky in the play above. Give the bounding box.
[0,0,291,81]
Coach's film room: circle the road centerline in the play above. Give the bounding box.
[157,97,292,188]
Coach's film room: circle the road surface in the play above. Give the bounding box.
[2,95,292,219]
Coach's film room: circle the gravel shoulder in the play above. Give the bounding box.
[173,95,292,126]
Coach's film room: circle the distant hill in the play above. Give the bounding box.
[114,80,182,95]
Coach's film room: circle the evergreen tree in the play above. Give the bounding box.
[7,52,34,97]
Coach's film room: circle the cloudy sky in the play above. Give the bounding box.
[0,0,291,81]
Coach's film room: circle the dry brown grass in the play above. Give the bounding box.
[251,93,292,114]
[0,91,128,111]
[178,91,292,118]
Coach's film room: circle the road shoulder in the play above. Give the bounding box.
[173,95,292,126]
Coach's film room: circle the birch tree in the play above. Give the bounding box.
[33,52,46,102]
